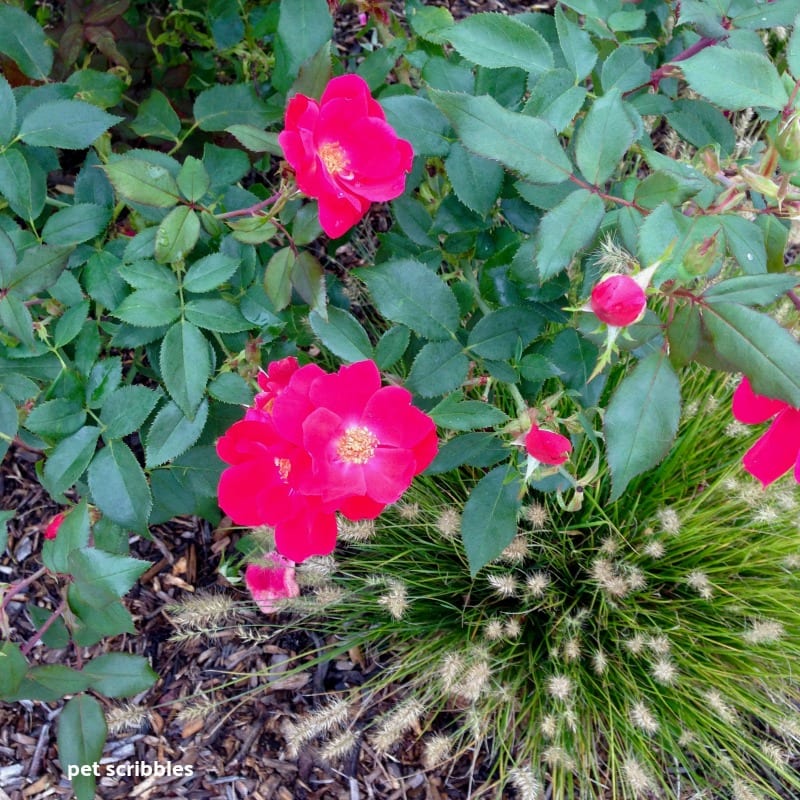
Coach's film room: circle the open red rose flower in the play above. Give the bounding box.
[278,74,413,238]
[525,423,572,466]
[216,359,438,562]
[732,376,800,487]
[590,273,647,327]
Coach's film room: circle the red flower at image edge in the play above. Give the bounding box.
[525,423,572,466]
[590,274,647,327]
[278,74,413,238]
[732,376,800,487]
[44,512,65,540]
[245,553,300,614]
[216,359,438,562]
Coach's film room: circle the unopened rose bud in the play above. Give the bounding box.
[589,274,647,327]
[524,423,572,466]
[44,512,66,541]
[776,115,800,162]
[245,553,300,614]
[682,232,720,277]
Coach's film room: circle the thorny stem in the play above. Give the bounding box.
[22,598,67,656]
[1,567,48,618]
[783,78,800,120]
[216,192,282,219]
[569,174,646,212]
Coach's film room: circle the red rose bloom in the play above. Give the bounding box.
[732,376,800,487]
[278,74,413,238]
[245,553,300,614]
[299,361,438,517]
[44,512,65,540]
[249,356,300,418]
[525,424,572,466]
[590,274,647,327]
[217,359,438,561]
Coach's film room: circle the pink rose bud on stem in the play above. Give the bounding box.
[522,422,573,484]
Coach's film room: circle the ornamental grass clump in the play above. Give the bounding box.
[237,370,800,799]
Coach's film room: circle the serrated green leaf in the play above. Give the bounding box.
[129,89,181,141]
[19,100,120,149]
[789,13,800,77]
[430,90,573,183]
[264,247,295,310]
[444,143,504,216]
[535,189,605,280]
[113,288,181,327]
[193,83,271,132]
[430,393,509,431]
[7,665,90,702]
[87,442,152,534]
[309,307,374,363]
[432,432,508,475]
[117,259,178,291]
[160,320,211,418]
[462,463,522,576]
[2,244,71,298]
[183,253,240,293]
[702,302,800,406]
[54,300,89,348]
[667,302,701,368]
[68,546,149,604]
[601,44,650,92]
[67,68,125,109]
[0,295,35,348]
[0,147,44,219]
[68,583,136,644]
[41,500,91,575]
[721,215,767,275]
[184,298,251,332]
[103,157,180,207]
[406,339,470,397]
[225,125,283,155]
[604,352,681,501]
[374,325,410,369]
[467,306,544,360]
[356,259,460,340]
[525,69,588,133]
[0,642,28,698]
[208,372,254,405]
[42,426,100,498]
[100,385,161,441]
[703,274,798,306]
[0,74,17,145]
[379,95,451,157]
[575,89,638,185]
[154,206,200,264]
[680,47,788,111]
[0,5,53,80]
[83,653,157,699]
[227,215,279,245]
[42,203,111,246]
[145,399,209,468]
[292,251,327,316]
[177,155,210,203]
[26,606,70,649]
[555,6,597,82]
[633,172,682,210]
[443,12,553,73]
[57,695,107,800]
[274,0,333,92]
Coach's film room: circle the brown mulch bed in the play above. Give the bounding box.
[1,444,482,800]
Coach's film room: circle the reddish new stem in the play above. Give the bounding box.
[1,566,47,618]
[21,598,67,655]
[216,192,281,220]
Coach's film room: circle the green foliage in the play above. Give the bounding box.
[0,1,799,796]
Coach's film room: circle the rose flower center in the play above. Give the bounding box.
[318,141,349,176]
[336,426,378,464]
[274,457,291,482]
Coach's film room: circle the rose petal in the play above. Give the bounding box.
[741,407,800,487]
[732,376,787,424]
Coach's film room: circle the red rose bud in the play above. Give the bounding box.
[589,274,647,327]
[278,74,413,238]
[44,512,66,540]
[524,424,572,466]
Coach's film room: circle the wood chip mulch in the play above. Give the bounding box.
[1,445,483,800]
